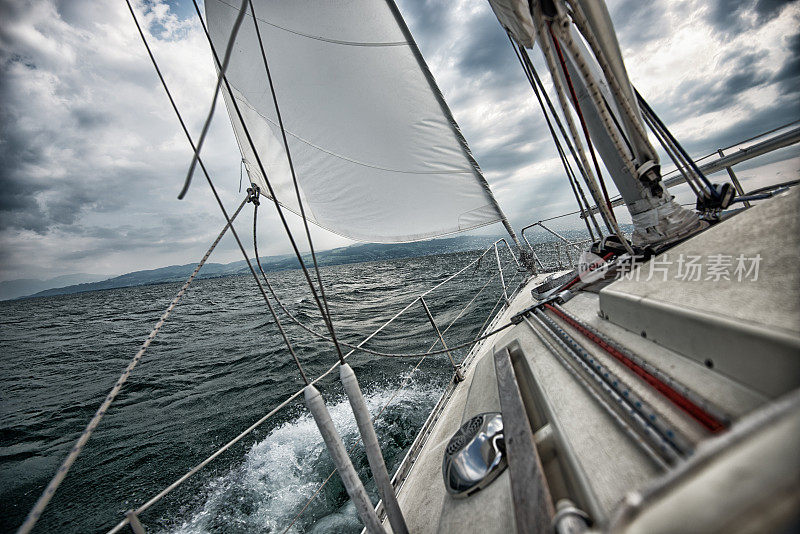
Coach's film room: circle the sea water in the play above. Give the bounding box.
[0,250,521,533]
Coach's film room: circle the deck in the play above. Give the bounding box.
[380,188,800,533]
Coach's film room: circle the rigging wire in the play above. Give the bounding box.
[565,0,654,162]
[507,32,599,241]
[126,0,309,385]
[641,111,702,197]
[245,0,344,362]
[280,266,524,534]
[21,0,342,526]
[179,0,249,199]
[527,1,627,251]
[15,195,251,534]
[635,89,717,196]
[251,200,523,358]
[547,23,617,223]
[513,39,603,238]
[190,0,346,366]
[600,91,635,160]
[105,252,522,534]
[527,70,603,239]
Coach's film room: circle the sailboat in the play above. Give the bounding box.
[15,0,799,533]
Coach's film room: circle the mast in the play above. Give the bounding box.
[490,0,704,248]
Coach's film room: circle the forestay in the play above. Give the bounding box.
[205,0,508,243]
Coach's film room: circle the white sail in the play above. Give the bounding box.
[205,0,509,243]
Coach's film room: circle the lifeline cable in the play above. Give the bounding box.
[281,280,502,533]
[281,265,523,533]
[250,201,523,359]
[105,256,521,534]
[16,196,249,534]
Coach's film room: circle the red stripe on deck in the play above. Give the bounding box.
[544,303,726,433]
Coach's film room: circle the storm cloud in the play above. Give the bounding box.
[0,0,798,281]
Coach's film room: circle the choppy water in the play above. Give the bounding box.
[0,250,522,533]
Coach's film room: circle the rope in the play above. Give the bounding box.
[246,0,345,362]
[190,0,345,370]
[642,110,702,197]
[238,158,244,193]
[179,0,247,200]
[635,89,715,194]
[252,205,521,359]
[524,44,602,237]
[179,0,249,198]
[249,201,309,383]
[129,0,309,384]
[247,258,518,359]
[255,292,515,360]
[101,5,527,531]
[746,178,800,196]
[529,2,617,238]
[17,196,249,534]
[508,33,599,241]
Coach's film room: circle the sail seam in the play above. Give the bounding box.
[252,187,501,243]
[233,92,475,175]
[215,0,409,47]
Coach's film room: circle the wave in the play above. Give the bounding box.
[167,381,437,534]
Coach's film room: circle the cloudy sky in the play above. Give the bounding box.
[0,0,798,282]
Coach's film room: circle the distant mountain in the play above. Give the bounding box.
[0,273,107,301]
[17,235,505,300]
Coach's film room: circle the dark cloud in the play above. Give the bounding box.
[456,11,519,87]
[610,0,667,45]
[1,0,798,281]
[754,0,797,19]
[709,0,752,35]
[396,0,451,53]
[772,32,800,95]
[708,0,797,35]
[479,141,543,174]
[0,89,50,232]
[689,95,800,154]
[648,49,771,124]
[72,107,110,129]
[0,72,117,233]
[0,0,259,280]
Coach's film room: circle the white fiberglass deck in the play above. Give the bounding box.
[382,189,800,533]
